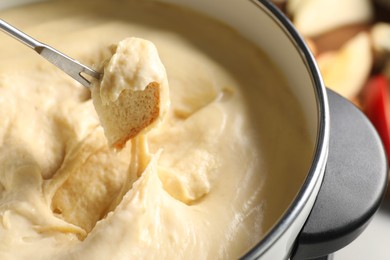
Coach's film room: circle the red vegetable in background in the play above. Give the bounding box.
[363,75,390,161]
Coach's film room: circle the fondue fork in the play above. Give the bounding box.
[0,19,101,87]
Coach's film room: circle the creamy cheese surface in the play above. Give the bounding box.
[0,0,312,259]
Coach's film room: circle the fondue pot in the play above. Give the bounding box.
[0,0,388,259]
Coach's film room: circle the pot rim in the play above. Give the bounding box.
[242,1,330,258]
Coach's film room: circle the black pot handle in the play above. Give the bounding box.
[291,89,389,260]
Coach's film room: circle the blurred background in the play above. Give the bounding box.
[270,0,390,259]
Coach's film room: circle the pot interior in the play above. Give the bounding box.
[157,0,321,234]
[0,0,323,256]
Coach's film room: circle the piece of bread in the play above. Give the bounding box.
[91,81,160,149]
[91,37,169,149]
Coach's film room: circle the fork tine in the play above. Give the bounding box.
[37,45,102,87]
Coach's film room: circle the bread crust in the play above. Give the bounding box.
[112,82,160,149]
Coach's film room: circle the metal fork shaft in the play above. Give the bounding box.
[0,19,101,87]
